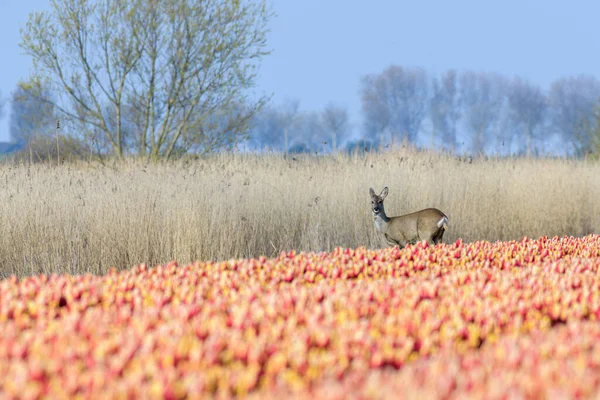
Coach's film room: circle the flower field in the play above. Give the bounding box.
[1,235,600,399]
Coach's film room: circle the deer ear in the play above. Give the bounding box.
[380,187,388,199]
[369,188,376,197]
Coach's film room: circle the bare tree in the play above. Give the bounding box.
[583,104,600,158]
[429,70,460,151]
[247,98,300,152]
[247,107,282,151]
[361,74,390,146]
[361,65,429,146]
[250,104,330,154]
[321,103,350,152]
[547,75,600,155]
[507,78,546,155]
[294,110,329,153]
[9,81,55,145]
[20,0,272,160]
[9,81,92,161]
[459,72,506,154]
[280,99,301,153]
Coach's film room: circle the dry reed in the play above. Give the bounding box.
[0,150,598,277]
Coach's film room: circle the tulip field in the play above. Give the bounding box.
[2,235,600,399]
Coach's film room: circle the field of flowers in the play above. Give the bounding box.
[1,235,600,399]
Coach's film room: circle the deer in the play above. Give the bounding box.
[369,187,449,249]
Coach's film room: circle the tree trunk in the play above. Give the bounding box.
[332,132,337,153]
[525,125,532,156]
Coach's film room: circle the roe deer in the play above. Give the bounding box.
[369,187,449,248]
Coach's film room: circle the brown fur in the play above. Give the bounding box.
[370,187,448,248]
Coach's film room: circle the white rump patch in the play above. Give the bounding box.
[437,216,449,228]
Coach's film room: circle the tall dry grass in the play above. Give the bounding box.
[0,150,598,277]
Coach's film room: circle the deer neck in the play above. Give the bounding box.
[373,209,390,233]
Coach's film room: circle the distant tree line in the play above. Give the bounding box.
[10,64,600,159]
[7,0,600,159]
[247,67,600,157]
[245,99,351,154]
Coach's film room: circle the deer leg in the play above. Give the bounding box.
[385,233,407,249]
[432,228,445,244]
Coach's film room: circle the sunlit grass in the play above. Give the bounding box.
[0,149,598,277]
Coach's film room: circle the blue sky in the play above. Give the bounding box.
[1,0,600,141]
